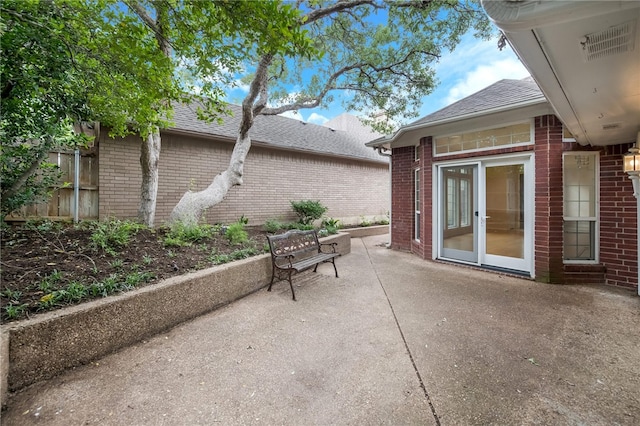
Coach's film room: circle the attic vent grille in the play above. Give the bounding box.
[602,123,621,131]
[581,21,636,62]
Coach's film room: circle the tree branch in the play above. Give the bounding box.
[260,44,437,116]
[303,0,378,25]
[241,53,273,135]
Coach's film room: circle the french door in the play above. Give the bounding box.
[437,156,533,275]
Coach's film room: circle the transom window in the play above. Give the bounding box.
[434,122,532,156]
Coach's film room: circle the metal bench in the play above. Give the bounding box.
[267,229,340,300]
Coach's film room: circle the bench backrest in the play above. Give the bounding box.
[267,230,320,259]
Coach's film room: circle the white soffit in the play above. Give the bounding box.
[483,1,640,146]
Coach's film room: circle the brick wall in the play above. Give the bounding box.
[388,114,637,292]
[534,115,565,283]
[390,146,414,251]
[593,143,638,289]
[99,132,390,226]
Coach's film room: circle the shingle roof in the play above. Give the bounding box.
[169,102,387,163]
[411,77,545,126]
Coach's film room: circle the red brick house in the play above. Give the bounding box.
[368,1,640,294]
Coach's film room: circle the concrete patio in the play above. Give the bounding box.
[2,234,639,425]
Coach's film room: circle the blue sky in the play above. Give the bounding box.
[225,29,530,129]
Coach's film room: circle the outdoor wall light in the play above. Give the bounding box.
[623,131,640,198]
[624,131,640,295]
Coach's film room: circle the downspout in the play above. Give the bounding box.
[629,168,640,296]
[73,148,80,224]
[375,147,392,248]
[636,186,639,296]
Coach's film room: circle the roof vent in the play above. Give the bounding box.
[581,21,636,62]
[602,123,621,131]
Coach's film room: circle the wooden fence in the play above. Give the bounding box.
[6,149,99,221]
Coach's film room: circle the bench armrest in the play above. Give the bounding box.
[319,242,338,254]
[273,253,295,268]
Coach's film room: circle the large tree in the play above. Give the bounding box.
[1,0,308,225]
[170,0,492,226]
[124,0,311,226]
[0,0,179,220]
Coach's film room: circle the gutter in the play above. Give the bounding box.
[481,0,638,32]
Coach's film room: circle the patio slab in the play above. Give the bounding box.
[2,234,639,425]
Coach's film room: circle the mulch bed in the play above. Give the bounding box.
[1,223,270,323]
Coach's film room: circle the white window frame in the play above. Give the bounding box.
[433,119,534,158]
[563,152,599,264]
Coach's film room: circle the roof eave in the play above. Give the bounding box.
[482,0,640,146]
[164,127,388,165]
[367,97,548,149]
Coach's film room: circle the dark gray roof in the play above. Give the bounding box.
[169,102,387,163]
[411,77,545,126]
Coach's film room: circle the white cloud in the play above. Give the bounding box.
[417,34,530,116]
[233,79,251,93]
[306,112,329,125]
[444,58,530,105]
[278,110,302,120]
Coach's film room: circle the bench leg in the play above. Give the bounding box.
[287,270,296,301]
[313,260,339,278]
[268,264,276,292]
[331,258,339,278]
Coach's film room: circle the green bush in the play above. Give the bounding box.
[321,217,341,234]
[290,200,327,225]
[225,222,248,245]
[89,219,145,256]
[263,219,285,233]
[164,221,215,247]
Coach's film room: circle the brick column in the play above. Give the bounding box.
[390,147,414,251]
[534,115,565,282]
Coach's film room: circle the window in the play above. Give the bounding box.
[415,169,420,241]
[434,121,532,156]
[445,167,473,231]
[414,145,420,162]
[563,152,598,262]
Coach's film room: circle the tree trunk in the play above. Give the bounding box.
[169,52,272,227]
[169,132,251,227]
[137,128,161,227]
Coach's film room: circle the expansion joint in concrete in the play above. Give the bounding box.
[362,241,441,426]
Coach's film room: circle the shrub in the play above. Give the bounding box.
[321,217,341,234]
[225,222,248,245]
[359,215,372,227]
[290,200,327,225]
[89,219,145,255]
[164,221,214,247]
[263,219,285,233]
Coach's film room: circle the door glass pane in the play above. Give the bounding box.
[443,166,475,254]
[485,165,524,259]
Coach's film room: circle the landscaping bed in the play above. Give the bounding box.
[0,221,271,323]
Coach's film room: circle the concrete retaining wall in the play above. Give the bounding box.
[1,233,350,405]
[341,224,390,238]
